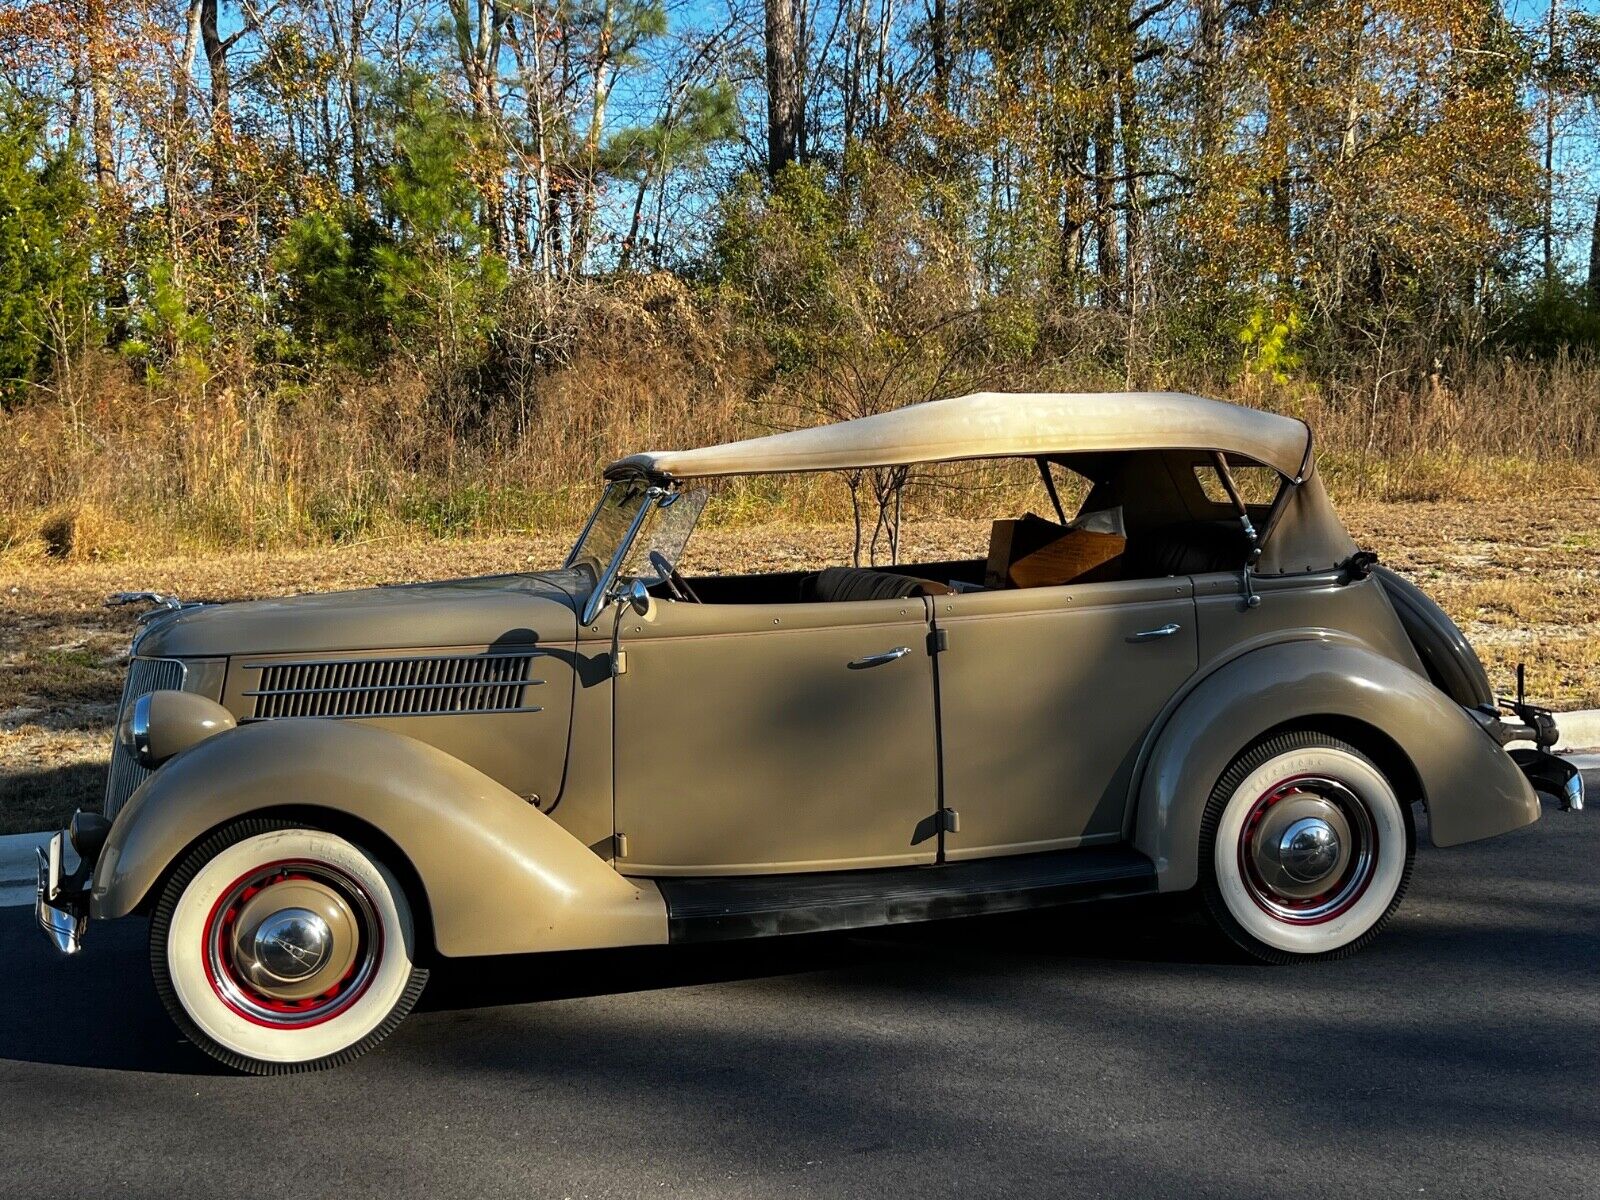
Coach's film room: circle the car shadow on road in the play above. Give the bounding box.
[0,896,1224,1074]
[418,895,1230,1015]
[0,910,225,1074]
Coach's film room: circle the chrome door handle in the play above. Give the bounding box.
[1126,623,1181,643]
[848,646,912,669]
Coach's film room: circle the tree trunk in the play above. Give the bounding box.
[348,0,368,195]
[1543,0,1560,281]
[1094,78,1119,307]
[1056,132,1087,297]
[175,0,203,128]
[1117,51,1142,305]
[570,0,612,271]
[1196,0,1223,160]
[84,0,116,192]
[931,0,950,111]
[1588,192,1600,302]
[200,0,233,210]
[764,0,803,178]
[201,0,232,140]
[84,0,127,336]
[1265,79,1291,272]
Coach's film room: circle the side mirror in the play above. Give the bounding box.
[625,578,652,616]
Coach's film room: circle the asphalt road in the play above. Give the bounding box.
[2,781,1596,1200]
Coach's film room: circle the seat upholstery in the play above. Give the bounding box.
[802,567,930,603]
[1123,521,1251,578]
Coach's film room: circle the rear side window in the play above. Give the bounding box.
[1194,463,1279,506]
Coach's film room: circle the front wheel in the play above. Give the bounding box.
[1198,732,1415,963]
[150,819,429,1074]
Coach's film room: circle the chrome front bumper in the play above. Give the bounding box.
[36,832,87,955]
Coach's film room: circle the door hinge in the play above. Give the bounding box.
[612,649,627,676]
[938,808,960,834]
[614,832,629,859]
[928,628,949,655]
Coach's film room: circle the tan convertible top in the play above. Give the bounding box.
[606,391,1313,481]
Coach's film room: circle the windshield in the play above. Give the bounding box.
[567,482,707,591]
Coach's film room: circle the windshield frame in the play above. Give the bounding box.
[568,481,665,624]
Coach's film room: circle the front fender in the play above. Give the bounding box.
[91,719,666,956]
[1133,638,1540,892]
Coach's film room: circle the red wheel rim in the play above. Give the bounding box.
[1236,774,1378,926]
[200,858,383,1029]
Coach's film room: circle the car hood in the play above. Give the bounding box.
[133,571,590,659]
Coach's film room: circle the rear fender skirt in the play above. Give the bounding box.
[1133,638,1539,892]
[91,720,666,956]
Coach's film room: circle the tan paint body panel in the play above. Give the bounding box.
[221,642,579,819]
[1132,631,1539,892]
[129,691,237,765]
[136,572,585,659]
[611,596,940,875]
[91,718,667,955]
[934,578,1198,860]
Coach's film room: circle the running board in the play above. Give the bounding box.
[658,846,1157,944]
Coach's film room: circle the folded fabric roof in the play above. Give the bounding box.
[605,391,1312,481]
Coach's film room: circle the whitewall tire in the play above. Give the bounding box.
[1198,732,1415,963]
[150,820,429,1074]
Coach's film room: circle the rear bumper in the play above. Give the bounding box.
[1470,706,1585,812]
[1509,748,1585,812]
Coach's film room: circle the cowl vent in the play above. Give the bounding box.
[244,652,545,720]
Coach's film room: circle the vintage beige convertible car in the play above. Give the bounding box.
[37,392,1582,1073]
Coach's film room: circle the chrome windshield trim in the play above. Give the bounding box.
[564,483,617,570]
[580,486,664,626]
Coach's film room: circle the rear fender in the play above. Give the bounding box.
[1133,637,1539,892]
[91,719,666,956]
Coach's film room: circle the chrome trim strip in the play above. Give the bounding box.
[243,680,546,698]
[847,646,912,669]
[239,651,548,671]
[564,482,617,570]
[581,485,664,626]
[129,693,153,766]
[1126,623,1182,643]
[243,705,543,722]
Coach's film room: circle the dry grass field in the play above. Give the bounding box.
[3,498,1598,835]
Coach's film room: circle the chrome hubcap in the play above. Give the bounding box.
[1239,776,1377,924]
[251,908,333,980]
[205,862,382,1026]
[1278,817,1342,883]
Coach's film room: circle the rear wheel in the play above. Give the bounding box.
[150,819,428,1074]
[1198,732,1414,963]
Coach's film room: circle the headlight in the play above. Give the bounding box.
[121,690,237,769]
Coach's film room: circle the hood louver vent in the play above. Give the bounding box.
[244,652,545,720]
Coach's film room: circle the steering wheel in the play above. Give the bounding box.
[648,550,702,603]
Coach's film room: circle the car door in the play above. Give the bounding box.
[612,595,941,875]
[932,577,1197,861]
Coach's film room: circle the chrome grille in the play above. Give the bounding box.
[244,653,545,720]
[104,657,186,819]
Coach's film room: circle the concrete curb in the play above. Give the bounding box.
[0,831,49,909]
[3,716,1597,909]
[1503,707,1600,753]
